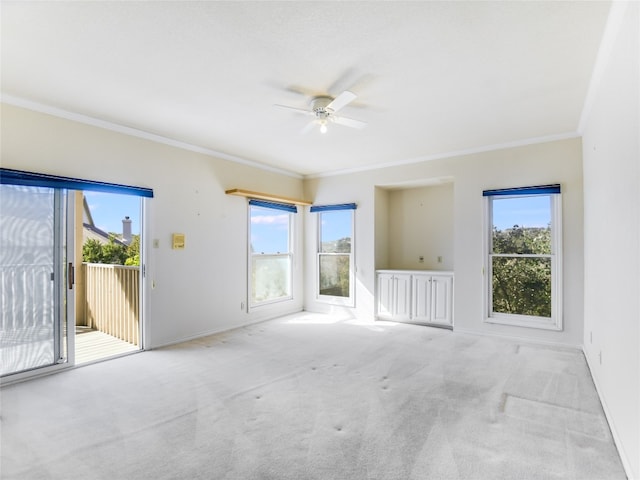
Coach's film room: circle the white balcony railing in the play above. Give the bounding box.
[80,263,139,346]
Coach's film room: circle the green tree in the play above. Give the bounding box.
[319,237,351,297]
[491,225,552,317]
[100,236,128,264]
[493,225,551,255]
[82,235,139,266]
[82,238,106,263]
[124,235,140,266]
[335,237,351,253]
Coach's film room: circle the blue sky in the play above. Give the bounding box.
[492,196,551,230]
[251,207,353,253]
[86,197,352,251]
[84,191,141,235]
[85,192,546,244]
[250,206,289,253]
[320,210,352,243]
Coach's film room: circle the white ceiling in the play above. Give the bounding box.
[1,1,611,177]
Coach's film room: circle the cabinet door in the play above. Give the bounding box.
[394,274,412,321]
[412,274,432,322]
[430,275,453,325]
[377,274,395,319]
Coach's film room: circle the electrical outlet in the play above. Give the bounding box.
[599,351,602,365]
[590,331,593,344]
[419,256,424,263]
[437,256,443,263]
[241,301,245,310]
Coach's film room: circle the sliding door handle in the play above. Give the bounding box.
[68,262,75,290]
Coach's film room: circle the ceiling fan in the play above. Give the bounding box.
[275,90,367,134]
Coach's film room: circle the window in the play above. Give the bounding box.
[311,203,355,306]
[249,200,295,307]
[484,185,562,330]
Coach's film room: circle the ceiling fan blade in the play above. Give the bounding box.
[285,84,318,97]
[301,120,317,134]
[274,104,314,116]
[327,91,357,113]
[332,115,367,129]
[327,68,359,96]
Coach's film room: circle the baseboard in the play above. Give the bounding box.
[148,308,304,350]
[450,327,633,478]
[453,326,582,350]
[583,346,635,480]
[378,317,453,331]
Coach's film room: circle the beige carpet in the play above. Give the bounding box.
[0,312,626,479]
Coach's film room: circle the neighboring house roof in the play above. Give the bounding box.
[83,195,130,247]
[83,196,95,227]
[83,222,127,247]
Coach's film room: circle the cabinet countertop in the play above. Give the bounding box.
[376,269,454,275]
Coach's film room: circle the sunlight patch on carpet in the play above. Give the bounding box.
[503,394,610,440]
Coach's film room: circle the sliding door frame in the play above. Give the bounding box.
[0,168,153,383]
[1,190,76,383]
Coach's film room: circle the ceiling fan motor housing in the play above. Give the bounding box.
[311,96,334,119]
[273,90,365,131]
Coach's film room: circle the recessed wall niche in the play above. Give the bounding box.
[375,179,454,271]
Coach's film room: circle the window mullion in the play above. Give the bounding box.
[492,254,552,256]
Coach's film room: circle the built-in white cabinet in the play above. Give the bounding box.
[377,270,453,327]
[377,272,412,321]
[412,273,453,325]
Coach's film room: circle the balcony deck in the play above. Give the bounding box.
[75,327,139,365]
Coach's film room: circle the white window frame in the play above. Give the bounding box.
[248,202,294,310]
[316,209,355,307]
[483,191,563,330]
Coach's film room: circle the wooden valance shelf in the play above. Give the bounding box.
[225,188,312,206]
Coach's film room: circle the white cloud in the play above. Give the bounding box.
[251,214,288,225]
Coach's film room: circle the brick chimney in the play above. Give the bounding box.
[122,216,132,245]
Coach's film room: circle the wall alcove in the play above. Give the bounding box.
[374,177,454,272]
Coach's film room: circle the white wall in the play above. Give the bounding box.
[581,2,639,478]
[374,187,390,270]
[386,183,454,271]
[305,138,584,347]
[1,103,305,349]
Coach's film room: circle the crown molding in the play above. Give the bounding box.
[1,94,303,179]
[304,131,581,179]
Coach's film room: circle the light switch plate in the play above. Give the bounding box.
[172,233,185,250]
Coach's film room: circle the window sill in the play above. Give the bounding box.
[249,296,294,311]
[485,314,562,331]
[316,295,354,307]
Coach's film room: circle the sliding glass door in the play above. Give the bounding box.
[0,184,72,376]
[1,168,152,379]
